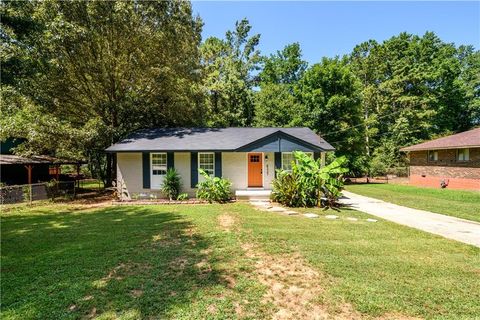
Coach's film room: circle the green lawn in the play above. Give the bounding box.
[78,179,104,190]
[345,183,480,222]
[2,202,479,319]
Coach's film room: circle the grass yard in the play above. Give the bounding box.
[78,179,105,190]
[1,201,479,319]
[346,183,480,222]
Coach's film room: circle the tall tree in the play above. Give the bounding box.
[201,19,261,126]
[350,32,479,174]
[350,40,381,171]
[457,45,480,126]
[254,43,306,126]
[296,57,365,173]
[259,42,307,85]
[0,0,39,87]
[1,0,204,184]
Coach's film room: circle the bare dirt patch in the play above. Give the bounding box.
[241,243,361,320]
[217,214,237,231]
[130,289,144,298]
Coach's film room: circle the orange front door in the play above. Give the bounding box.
[248,153,263,187]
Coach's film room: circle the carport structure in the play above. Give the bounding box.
[0,154,85,185]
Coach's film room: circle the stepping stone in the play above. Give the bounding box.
[268,207,286,212]
[325,215,338,219]
[347,217,358,221]
[284,210,298,215]
[366,218,378,222]
[250,201,269,206]
[303,213,319,218]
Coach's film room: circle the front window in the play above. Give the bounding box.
[281,153,295,171]
[151,153,167,176]
[282,152,313,171]
[199,152,215,176]
[428,150,438,162]
[457,148,469,161]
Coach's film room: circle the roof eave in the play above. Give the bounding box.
[400,144,480,152]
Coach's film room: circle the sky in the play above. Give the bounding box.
[192,1,480,64]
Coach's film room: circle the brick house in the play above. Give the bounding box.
[400,128,480,190]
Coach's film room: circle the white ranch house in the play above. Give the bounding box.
[106,127,334,200]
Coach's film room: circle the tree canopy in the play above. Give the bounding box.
[1,0,479,180]
[1,0,204,182]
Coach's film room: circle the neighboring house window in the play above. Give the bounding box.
[199,152,215,176]
[457,148,470,161]
[428,150,438,162]
[151,153,167,189]
[282,152,313,171]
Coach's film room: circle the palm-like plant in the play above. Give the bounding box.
[271,151,349,209]
[161,168,182,200]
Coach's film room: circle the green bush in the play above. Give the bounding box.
[271,151,349,209]
[369,155,387,177]
[161,168,182,200]
[196,169,232,203]
[271,170,310,207]
[177,193,189,201]
[386,166,408,177]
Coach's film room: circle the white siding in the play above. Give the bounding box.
[174,152,195,196]
[263,152,275,189]
[222,152,275,190]
[222,152,248,189]
[117,151,274,200]
[116,153,158,200]
[117,152,195,200]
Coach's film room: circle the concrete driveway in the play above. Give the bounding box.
[340,191,480,248]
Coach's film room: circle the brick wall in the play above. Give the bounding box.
[409,175,480,190]
[407,147,480,190]
[409,148,480,168]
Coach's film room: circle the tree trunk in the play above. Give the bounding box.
[105,153,113,187]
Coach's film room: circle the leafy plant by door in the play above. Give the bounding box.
[161,168,182,200]
[271,151,349,209]
[196,169,232,203]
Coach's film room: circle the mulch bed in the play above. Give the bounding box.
[112,199,236,205]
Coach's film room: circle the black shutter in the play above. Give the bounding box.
[142,152,150,189]
[215,152,222,177]
[314,152,320,161]
[167,152,174,170]
[274,152,282,177]
[191,152,198,188]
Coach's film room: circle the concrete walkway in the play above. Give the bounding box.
[340,191,480,248]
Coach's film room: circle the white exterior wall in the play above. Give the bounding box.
[116,153,158,199]
[174,152,194,196]
[117,151,277,200]
[263,152,275,189]
[222,153,248,190]
[221,152,275,190]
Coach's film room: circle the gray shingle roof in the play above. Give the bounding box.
[106,127,334,152]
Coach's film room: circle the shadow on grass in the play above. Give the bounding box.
[1,205,225,319]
